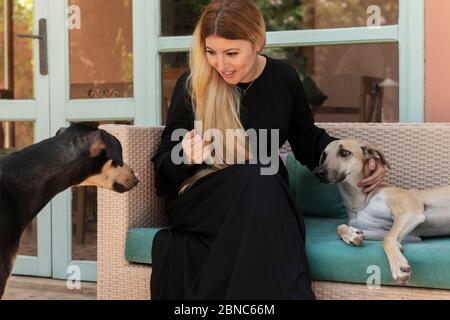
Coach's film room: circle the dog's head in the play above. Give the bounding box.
[55,123,139,193]
[314,139,391,184]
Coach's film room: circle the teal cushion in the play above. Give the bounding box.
[286,153,347,218]
[125,228,166,264]
[305,217,450,290]
[125,222,450,289]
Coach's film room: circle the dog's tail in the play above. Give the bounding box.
[416,185,450,208]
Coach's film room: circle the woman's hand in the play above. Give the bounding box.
[358,158,385,194]
[182,129,209,166]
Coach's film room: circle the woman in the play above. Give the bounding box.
[151,0,384,300]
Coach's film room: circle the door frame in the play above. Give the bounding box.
[48,0,154,281]
[6,0,52,277]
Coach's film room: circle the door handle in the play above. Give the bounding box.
[16,19,48,75]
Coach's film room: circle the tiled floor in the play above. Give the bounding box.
[3,276,97,300]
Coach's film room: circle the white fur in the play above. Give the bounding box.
[348,192,394,231]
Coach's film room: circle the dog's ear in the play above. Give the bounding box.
[89,130,124,166]
[55,127,66,136]
[360,143,391,169]
[101,130,124,166]
[319,150,327,166]
[80,122,100,129]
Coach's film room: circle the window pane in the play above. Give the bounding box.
[71,186,97,261]
[0,0,34,100]
[161,43,399,124]
[160,0,399,36]
[69,0,133,100]
[259,0,398,31]
[264,43,399,122]
[161,53,189,125]
[161,0,209,36]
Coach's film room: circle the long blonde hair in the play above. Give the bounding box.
[180,0,266,194]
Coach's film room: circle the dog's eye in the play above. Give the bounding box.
[340,149,352,158]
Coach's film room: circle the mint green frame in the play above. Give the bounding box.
[3,0,53,278]
[47,0,156,281]
[9,0,424,282]
[399,0,425,122]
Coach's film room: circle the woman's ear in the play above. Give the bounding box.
[254,38,264,54]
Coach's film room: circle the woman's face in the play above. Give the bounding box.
[205,35,260,85]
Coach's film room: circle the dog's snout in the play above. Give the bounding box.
[315,167,327,179]
[314,167,330,184]
[132,172,140,186]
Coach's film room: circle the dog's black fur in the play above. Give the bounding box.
[0,123,139,298]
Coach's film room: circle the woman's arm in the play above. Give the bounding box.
[286,69,385,193]
[287,71,338,171]
[151,72,197,197]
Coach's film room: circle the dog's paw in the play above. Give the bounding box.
[337,224,364,246]
[391,256,412,285]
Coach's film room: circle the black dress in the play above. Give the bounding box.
[151,56,336,300]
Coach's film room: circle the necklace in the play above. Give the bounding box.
[237,56,265,96]
[237,79,255,96]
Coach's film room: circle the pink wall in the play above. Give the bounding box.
[425,0,450,122]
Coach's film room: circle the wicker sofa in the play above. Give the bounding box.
[98,123,450,300]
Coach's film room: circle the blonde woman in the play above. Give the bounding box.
[151,0,385,300]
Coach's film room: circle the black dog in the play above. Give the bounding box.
[0,123,139,298]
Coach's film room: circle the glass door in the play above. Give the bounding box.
[49,0,139,282]
[1,0,51,277]
[3,0,149,281]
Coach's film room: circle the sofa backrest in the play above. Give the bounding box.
[318,123,450,190]
[100,125,168,227]
[120,122,450,194]
[100,123,450,228]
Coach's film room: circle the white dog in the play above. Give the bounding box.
[314,139,450,284]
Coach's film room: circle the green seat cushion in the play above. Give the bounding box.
[126,221,450,290]
[305,217,450,290]
[125,228,166,264]
[286,153,347,218]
